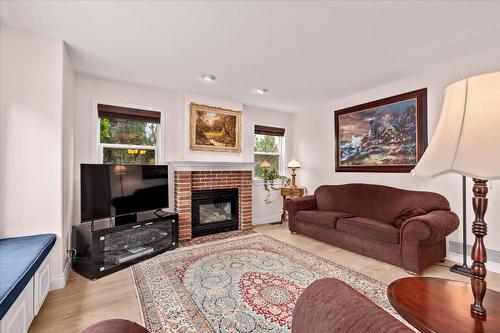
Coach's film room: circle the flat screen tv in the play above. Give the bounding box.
[80,164,169,223]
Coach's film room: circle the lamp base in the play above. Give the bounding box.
[470,178,488,316]
[450,264,472,277]
[290,168,297,187]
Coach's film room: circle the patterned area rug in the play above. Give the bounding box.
[132,233,401,332]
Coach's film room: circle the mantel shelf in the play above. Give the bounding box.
[168,161,255,172]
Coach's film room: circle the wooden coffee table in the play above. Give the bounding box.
[387,277,500,333]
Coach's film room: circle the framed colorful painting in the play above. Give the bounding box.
[190,103,242,153]
[335,88,427,172]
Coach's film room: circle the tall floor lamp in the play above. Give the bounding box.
[411,71,500,316]
[449,175,472,277]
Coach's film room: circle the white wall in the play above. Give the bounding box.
[61,44,75,283]
[291,51,500,260]
[0,25,68,287]
[74,75,292,225]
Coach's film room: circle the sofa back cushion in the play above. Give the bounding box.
[314,184,450,224]
[336,216,400,244]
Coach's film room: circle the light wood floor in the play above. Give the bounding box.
[29,223,500,333]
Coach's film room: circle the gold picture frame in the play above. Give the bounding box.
[189,103,242,153]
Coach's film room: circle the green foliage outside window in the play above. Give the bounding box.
[254,134,279,153]
[100,117,157,146]
[100,118,111,143]
[100,116,158,165]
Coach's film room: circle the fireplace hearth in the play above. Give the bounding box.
[191,188,238,238]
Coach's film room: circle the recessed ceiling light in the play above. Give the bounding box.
[255,88,268,94]
[201,74,216,81]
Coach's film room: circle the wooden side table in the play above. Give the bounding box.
[387,277,500,333]
[279,187,304,224]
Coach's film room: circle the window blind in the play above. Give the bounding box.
[254,125,285,137]
[98,104,161,123]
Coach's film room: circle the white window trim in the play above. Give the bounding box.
[92,99,166,164]
[253,123,287,182]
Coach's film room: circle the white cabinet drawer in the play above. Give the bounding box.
[0,278,34,333]
[33,255,50,316]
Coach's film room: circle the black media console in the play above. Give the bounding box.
[72,211,178,279]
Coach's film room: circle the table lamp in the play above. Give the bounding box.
[411,71,500,316]
[287,158,301,188]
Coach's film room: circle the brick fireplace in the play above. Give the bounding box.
[170,162,254,241]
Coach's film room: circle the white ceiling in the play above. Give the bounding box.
[1,1,500,112]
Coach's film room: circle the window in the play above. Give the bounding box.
[254,125,285,178]
[98,104,161,165]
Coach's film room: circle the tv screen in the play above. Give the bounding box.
[80,164,169,222]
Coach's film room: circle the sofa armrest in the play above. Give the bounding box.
[284,195,317,232]
[292,278,412,333]
[400,210,459,244]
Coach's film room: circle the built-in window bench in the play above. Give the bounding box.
[0,234,56,333]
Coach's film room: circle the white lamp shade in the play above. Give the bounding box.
[412,71,500,180]
[287,159,301,168]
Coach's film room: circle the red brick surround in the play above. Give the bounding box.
[174,170,252,241]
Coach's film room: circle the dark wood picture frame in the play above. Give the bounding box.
[335,88,427,173]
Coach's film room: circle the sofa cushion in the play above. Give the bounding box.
[337,216,400,244]
[314,184,451,224]
[0,234,56,320]
[296,210,354,229]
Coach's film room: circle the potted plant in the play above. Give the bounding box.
[258,160,289,203]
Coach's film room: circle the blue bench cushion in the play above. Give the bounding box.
[0,234,56,320]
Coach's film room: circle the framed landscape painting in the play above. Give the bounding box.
[190,103,242,153]
[335,88,427,172]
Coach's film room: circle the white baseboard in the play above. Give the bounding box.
[447,253,500,274]
[253,215,282,225]
[50,259,71,291]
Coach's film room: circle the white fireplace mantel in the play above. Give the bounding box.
[168,161,255,172]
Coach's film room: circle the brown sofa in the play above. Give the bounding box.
[285,184,459,273]
[292,278,412,333]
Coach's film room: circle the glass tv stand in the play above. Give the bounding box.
[72,211,178,279]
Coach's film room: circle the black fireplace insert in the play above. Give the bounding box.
[191,188,238,238]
